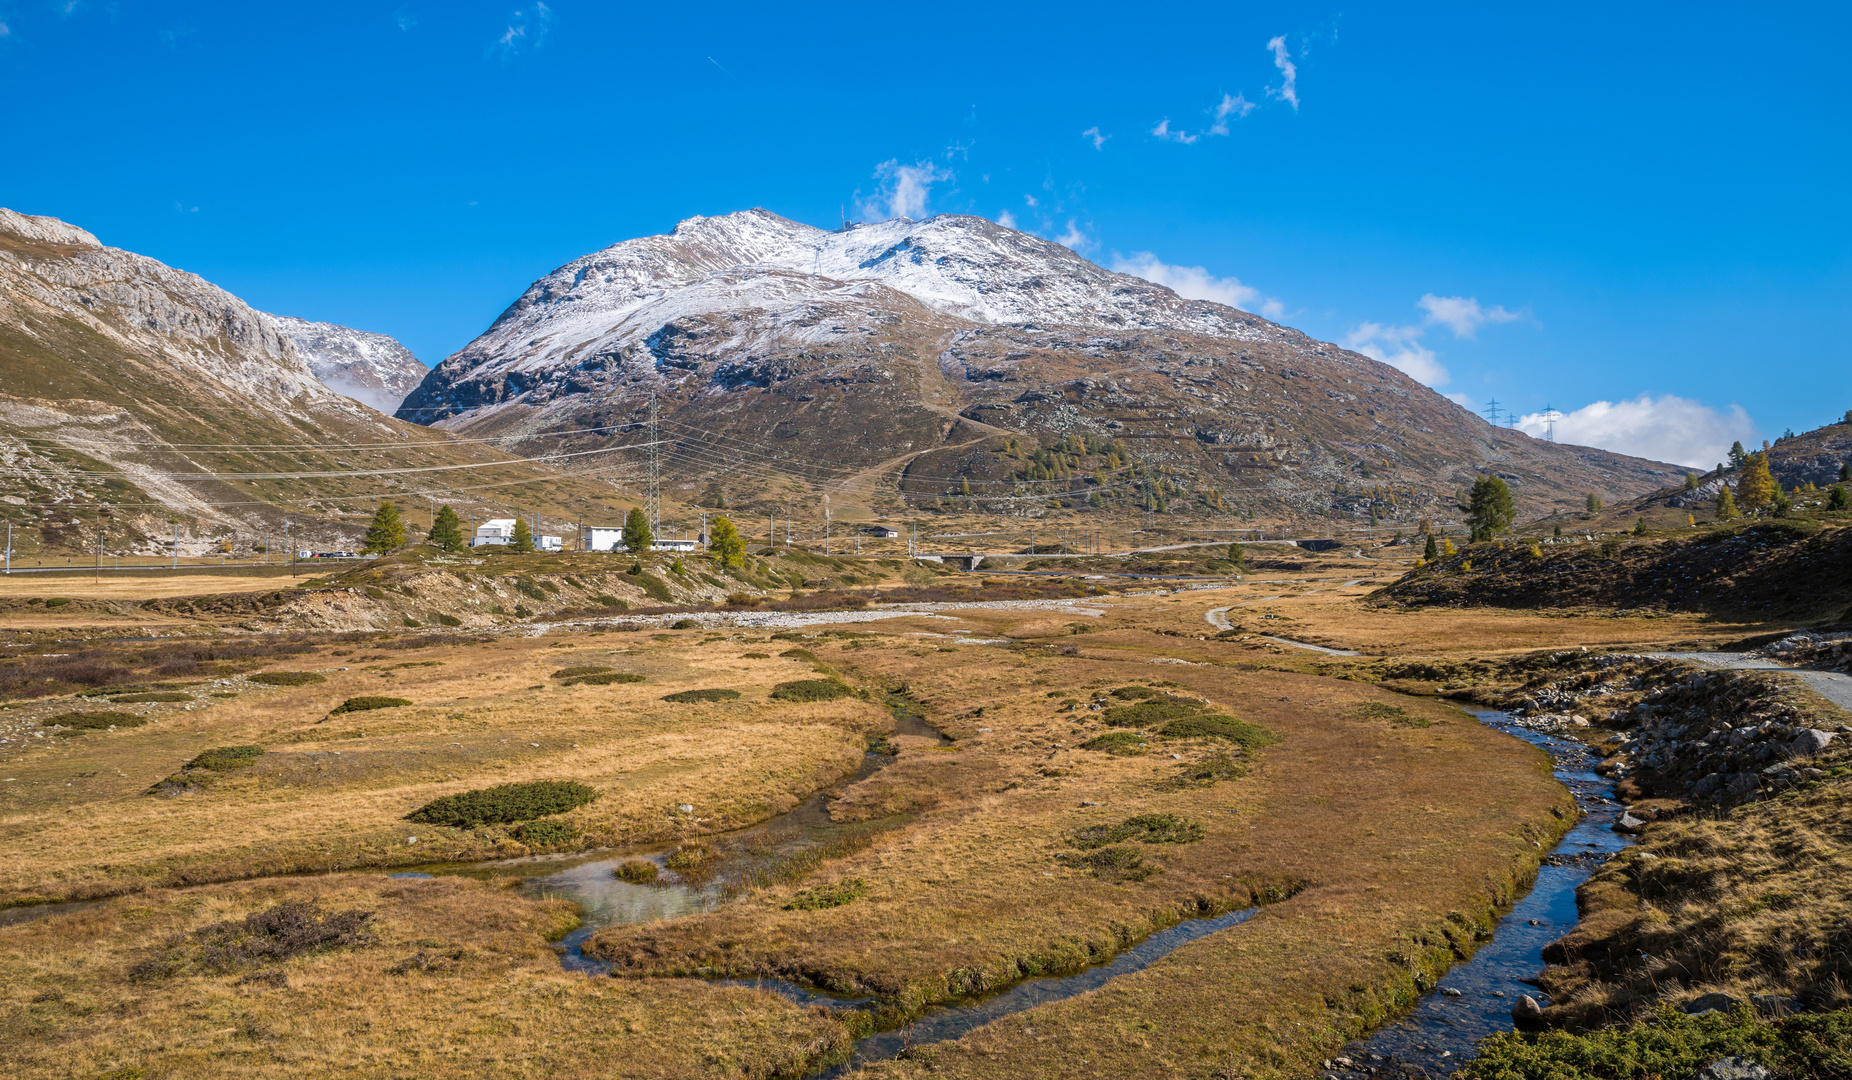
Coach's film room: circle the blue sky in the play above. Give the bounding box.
[2,1,1847,467]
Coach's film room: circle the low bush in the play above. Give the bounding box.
[515,578,549,601]
[1066,846,1157,882]
[1156,714,1281,750]
[42,710,144,730]
[669,619,699,630]
[614,859,659,884]
[588,594,626,609]
[631,571,674,603]
[563,671,645,686]
[1101,699,1205,728]
[188,746,264,772]
[1462,1005,1852,1080]
[783,878,868,911]
[779,647,819,662]
[770,678,852,703]
[247,672,326,687]
[405,779,597,827]
[1079,731,1146,756]
[1071,813,1204,850]
[435,613,463,627]
[741,652,771,659]
[661,688,742,703]
[1164,751,1249,788]
[1351,701,1431,728]
[664,841,718,874]
[551,665,613,679]
[1109,685,1161,700]
[112,692,191,703]
[131,900,374,979]
[326,696,413,717]
[514,820,580,847]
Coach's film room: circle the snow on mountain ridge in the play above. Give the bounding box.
[264,314,429,414]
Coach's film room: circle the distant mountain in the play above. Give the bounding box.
[402,209,1686,522]
[0,208,606,555]
[263,314,429,414]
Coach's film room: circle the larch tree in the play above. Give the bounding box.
[708,515,744,567]
[509,518,536,553]
[1735,452,1776,510]
[361,502,406,553]
[1715,486,1740,521]
[622,507,653,553]
[429,505,465,553]
[1465,475,1516,542]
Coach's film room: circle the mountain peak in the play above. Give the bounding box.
[0,208,102,248]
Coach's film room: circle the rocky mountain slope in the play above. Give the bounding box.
[263,313,429,414]
[401,209,1685,523]
[0,208,610,555]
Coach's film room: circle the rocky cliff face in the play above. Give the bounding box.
[401,209,1685,522]
[264,314,429,414]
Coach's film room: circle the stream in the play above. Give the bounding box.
[1328,708,1631,1079]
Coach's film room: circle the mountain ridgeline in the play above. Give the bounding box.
[400,209,1684,521]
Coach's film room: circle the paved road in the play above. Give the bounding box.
[1649,651,1852,712]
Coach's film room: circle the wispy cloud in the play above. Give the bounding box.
[0,21,10,38]
[1207,93,1257,135]
[1150,118,1199,144]
[996,209,1018,230]
[394,7,417,31]
[493,2,551,56]
[1081,126,1109,150]
[1111,252,1285,320]
[1267,35,1299,110]
[857,160,950,221]
[1515,396,1757,468]
[1054,219,1091,252]
[1344,321,1447,386]
[1417,294,1523,339]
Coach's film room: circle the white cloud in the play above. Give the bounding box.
[1208,93,1257,135]
[1267,35,1299,110]
[494,2,551,55]
[1024,193,1038,208]
[0,21,10,37]
[857,159,950,221]
[996,209,1018,230]
[1344,321,1448,386]
[1054,219,1090,252]
[1111,252,1285,319]
[1417,293,1522,339]
[1081,126,1109,150]
[1515,396,1757,468]
[1150,118,1199,144]
[1445,391,1477,409]
[395,8,417,31]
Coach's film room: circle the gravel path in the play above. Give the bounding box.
[1648,651,1852,711]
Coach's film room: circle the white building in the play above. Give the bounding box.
[866,525,900,538]
[652,539,699,553]
[471,518,516,547]
[536,534,563,551]
[582,526,626,552]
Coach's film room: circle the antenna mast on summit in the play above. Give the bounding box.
[647,395,660,537]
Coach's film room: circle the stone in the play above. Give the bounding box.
[1441,987,1462,997]
[1694,773,1725,795]
[1692,1056,1773,1080]
[1726,773,1761,796]
[1789,729,1835,756]
[1750,993,1803,1017]
[1614,813,1648,834]
[1512,995,1544,1024]
[678,804,694,813]
[1682,992,1742,1016]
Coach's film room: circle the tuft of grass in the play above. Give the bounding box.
[1067,846,1158,882]
[670,619,699,630]
[1351,701,1432,728]
[435,614,463,627]
[550,665,613,680]
[130,900,374,980]
[41,710,144,730]
[111,692,190,703]
[770,678,851,703]
[1080,731,1147,756]
[1071,813,1205,850]
[562,671,644,686]
[513,820,581,847]
[783,878,869,911]
[1109,685,1162,700]
[1163,751,1249,789]
[1156,714,1281,749]
[1100,699,1206,728]
[779,647,819,663]
[741,652,771,659]
[405,780,597,827]
[661,688,742,703]
[614,859,659,884]
[247,672,327,687]
[326,695,413,718]
[187,746,264,772]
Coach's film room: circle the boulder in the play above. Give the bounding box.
[1750,993,1804,1017]
[1726,773,1761,796]
[1613,812,1648,833]
[1682,992,1742,1016]
[1692,1057,1773,1080]
[1789,729,1835,757]
[1512,995,1544,1025]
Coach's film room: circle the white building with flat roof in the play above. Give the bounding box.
[472,518,516,547]
[582,526,625,552]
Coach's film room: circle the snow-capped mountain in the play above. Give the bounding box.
[264,313,428,414]
[403,208,1684,520]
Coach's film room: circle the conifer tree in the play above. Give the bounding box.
[1829,485,1851,511]
[509,518,536,553]
[1465,475,1515,542]
[429,505,465,553]
[1553,523,1562,538]
[1683,472,1699,491]
[622,507,653,553]
[361,502,406,553]
[1585,492,1602,514]
[1442,538,1456,556]
[708,515,744,567]
[1424,532,1439,560]
[1226,542,1246,570]
[1735,452,1776,510]
[1728,441,1748,467]
[1841,462,1851,483]
[1715,486,1740,521]
[1632,517,1648,535]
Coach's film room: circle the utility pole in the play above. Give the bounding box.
[768,513,774,554]
[647,395,660,538]
[700,511,707,551]
[6,523,11,574]
[822,494,830,556]
[172,521,178,569]
[96,528,101,583]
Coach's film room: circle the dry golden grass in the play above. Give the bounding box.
[0,630,885,902]
[0,874,852,1079]
[0,571,302,601]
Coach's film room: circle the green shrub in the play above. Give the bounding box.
[247,672,326,687]
[669,619,699,630]
[1100,699,1205,728]
[741,652,771,659]
[632,571,674,603]
[1071,813,1204,850]
[1462,1005,1852,1080]
[42,711,144,730]
[589,594,625,609]
[1068,846,1157,882]
[113,692,190,703]
[1079,731,1146,756]
[1351,701,1431,728]
[779,647,819,662]
[512,605,534,619]
[436,614,463,627]
[770,678,851,703]
[514,820,580,847]
[783,878,868,910]
[188,746,264,772]
[326,696,413,717]
[402,617,422,628]
[44,597,72,608]
[614,859,658,884]
[1109,685,1161,700]
[661,688,742,703]
[515,577,549,601]
[551,665,614,680]
[405,780,597,827]
[1156,714,1281,749]
[1164,751,1248,788]
[129,900,374,980]
[562,672,644,686]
